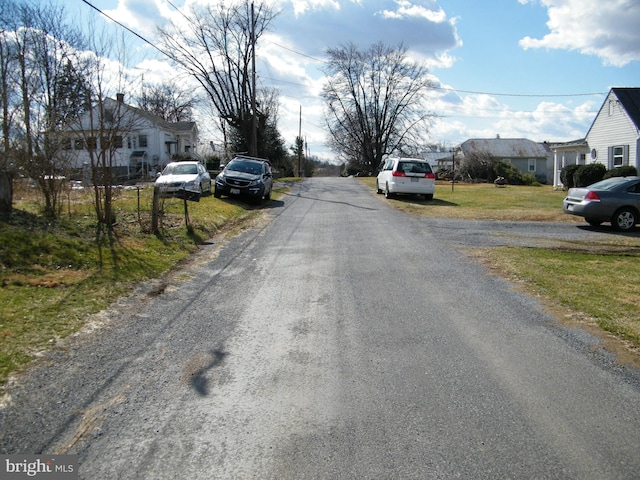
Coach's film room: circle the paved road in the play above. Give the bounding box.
[2,177,640,479]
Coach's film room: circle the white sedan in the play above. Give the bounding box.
[376,157,436,200]
[155,161,212,196]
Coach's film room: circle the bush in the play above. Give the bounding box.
[573,163,606,187]
[561,164,581,189]
[604,165,638,179]
[522,173,541,186]
[493,161,525,185]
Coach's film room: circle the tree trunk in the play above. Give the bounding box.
[0,170,13,217]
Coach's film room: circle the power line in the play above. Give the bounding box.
[81,0,170,58]
[433,85,606,98]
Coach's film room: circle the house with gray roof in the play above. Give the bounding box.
[63,94,200,180]
[459,137,551,183]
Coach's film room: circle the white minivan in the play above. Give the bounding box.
[376,157,436,200]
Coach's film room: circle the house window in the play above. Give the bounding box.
[138,135,148,148]
[86,137,97,150]
[114,135,123,148]
[61,139,72,150]
[528,159,536,172]
[613,146,625,167]
[74,138,85,150]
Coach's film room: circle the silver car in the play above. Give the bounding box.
[155,161,212,197]
[563,176,640,231]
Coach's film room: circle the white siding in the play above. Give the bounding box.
[586,91,640,169]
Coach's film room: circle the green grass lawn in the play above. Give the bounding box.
[0,181,292,386]
[360,177,576,222]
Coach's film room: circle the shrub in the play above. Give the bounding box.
[603,165,638,179]
[493,161,525,185]
[573,163,606,187]
[560,164,581,189]
[522,173,541,186]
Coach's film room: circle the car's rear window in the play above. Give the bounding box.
[226,160,262,175]
[166,164,197,175]
[397,161,432,174]
[589,178,630,191]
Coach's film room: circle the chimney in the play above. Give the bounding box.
[116,93,124,103]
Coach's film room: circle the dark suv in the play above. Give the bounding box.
[214,156,273,204]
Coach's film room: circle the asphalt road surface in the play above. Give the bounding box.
[2,177,640,479]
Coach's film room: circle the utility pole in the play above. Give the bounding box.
[298,105,302,177]
[250,2,258,157]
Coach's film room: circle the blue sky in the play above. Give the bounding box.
[76,0,640,160]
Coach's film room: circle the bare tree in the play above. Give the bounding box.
[1,0,87,218]
[69,26,142,240]
[0,0,18,216]
[157,0,278,157]
[136,79,197,123]
[322,42,435,173]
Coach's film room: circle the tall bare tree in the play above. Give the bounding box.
[69,26,142,241]
[0,0,18,216]
[322,42,435,173]
[1,0,87,217]
[136,79,197,123]
[157,0,278,157]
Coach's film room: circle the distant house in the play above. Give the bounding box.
[420,149,455,170]
[63,94,199,180]
[550,87,640,188]
[459,137,551,183]
[548,139,588,189]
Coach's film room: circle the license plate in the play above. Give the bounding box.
[231,188,240,195]
[411,177,419,182]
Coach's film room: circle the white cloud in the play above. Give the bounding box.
[519,0,640,66]
[378,0,447,23]
[103,0,173,39]
[427,86,598,145]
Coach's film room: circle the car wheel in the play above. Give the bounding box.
[384,184,394,199]
[611,207,637,231]
[264,188,271,201]
[213,187,221,199]
[376,181,383,194]
[424,193,433,201]
[585,218,602,227]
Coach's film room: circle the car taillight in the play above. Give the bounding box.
[585,191,600,201]
[426,173,435,179]
[392,170,406,177]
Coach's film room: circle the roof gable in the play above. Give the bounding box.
[585,87,640,138]
[612,87,640,129]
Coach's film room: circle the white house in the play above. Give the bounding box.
[585,87,640,170]
[550,88,640,188]
[64,94,200,180]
